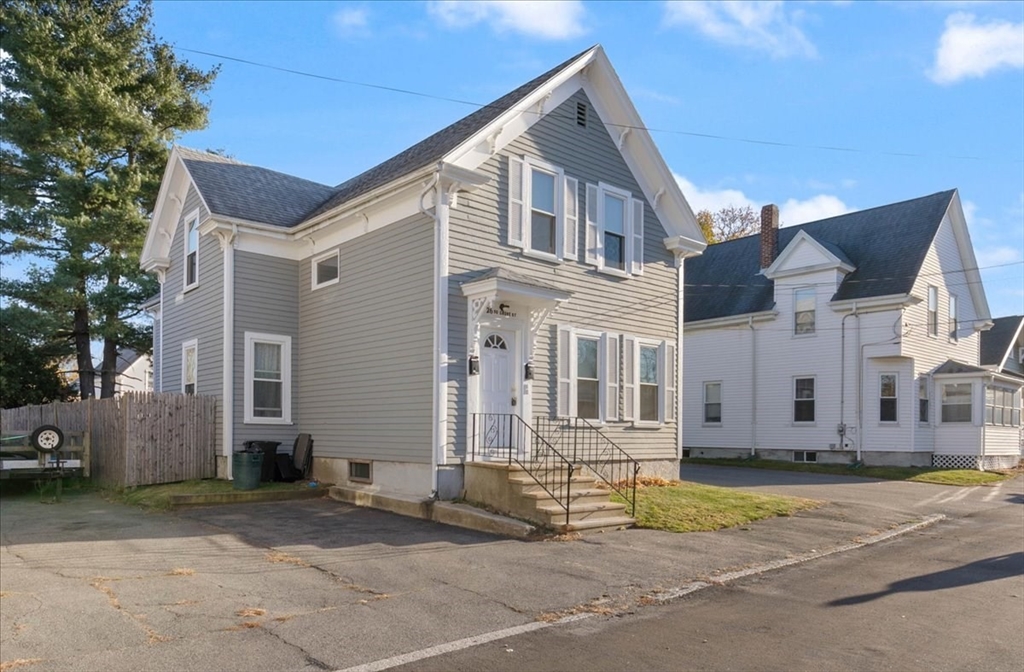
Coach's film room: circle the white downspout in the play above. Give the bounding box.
[749,316,757,457]
[221,227,236,479]
[421,171,443,498]
[676,254,685,460]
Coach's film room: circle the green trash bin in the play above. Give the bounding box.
[233,451,263,491]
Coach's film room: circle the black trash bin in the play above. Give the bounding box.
[232,450,262,491]
[244,441,281,482]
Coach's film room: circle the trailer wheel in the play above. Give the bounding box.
[31,425,64,453]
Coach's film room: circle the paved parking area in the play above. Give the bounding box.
[3,472,1012,672]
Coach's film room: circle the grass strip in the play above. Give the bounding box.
[681,457,1013,486]
[611,481,817,533]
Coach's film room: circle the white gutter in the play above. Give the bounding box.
[684,310,778,332]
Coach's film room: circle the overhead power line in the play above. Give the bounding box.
[178,48,1024,165]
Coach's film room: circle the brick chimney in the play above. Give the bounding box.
[760,204,779,269]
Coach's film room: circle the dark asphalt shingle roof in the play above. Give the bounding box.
[980,315,1023,367]
[303,46,595,221]
[177,47,596,228]
[684,190,957,323]
[182,155,335,228]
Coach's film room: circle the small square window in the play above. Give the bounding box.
[312,251,340,289]
[349,460,372,483]
[794,451,817,463]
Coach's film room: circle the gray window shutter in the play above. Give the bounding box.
[622,335,637,421]
[630,197,645,275]
[585,183,600,266]
[508,156,526,248]
[564,176,579,261]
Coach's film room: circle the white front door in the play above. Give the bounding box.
[479,329,518,457]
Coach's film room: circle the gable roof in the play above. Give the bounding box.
[932,359,988,375]
[304,47,596,221]
[684,190,957,323]
[980,315,1024,367]
[178,148,335,228]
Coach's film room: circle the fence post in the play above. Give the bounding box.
[83,399,92,478]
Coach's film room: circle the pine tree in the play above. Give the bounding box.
[0,0,218,398]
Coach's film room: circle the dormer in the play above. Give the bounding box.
[763,230,856,282]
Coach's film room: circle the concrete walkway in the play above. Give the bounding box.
[3,471,1019,672]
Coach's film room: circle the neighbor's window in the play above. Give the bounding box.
[918,377,929,423]
[182,339,197,395]
[948,295,958,342]
[312,250,340,289]
[880,373,898,423]
[576,336,600,420]
[794,288,816,335]
[941,383,972,423]
[703,382,722,424]
[244,332,292,424]
[927,286,938,336]
[794,377,815,422]
[986,386,1021,427]
[184,213,200,289]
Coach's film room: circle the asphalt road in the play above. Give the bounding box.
[393,494,1024,672]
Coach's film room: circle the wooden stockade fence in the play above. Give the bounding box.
[1,393,217,487]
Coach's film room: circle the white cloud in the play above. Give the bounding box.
[333,7,370,36]
[779,195,850,225]
[674,174,757,213]
[673,174,849,227]
[427,1,586,40]
[975,245,1023,268]
[928,12,1024,84]
[663,1,817,59]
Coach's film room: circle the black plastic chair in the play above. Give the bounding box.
[275,433,313,482]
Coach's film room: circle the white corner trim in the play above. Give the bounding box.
[222,241,235,476]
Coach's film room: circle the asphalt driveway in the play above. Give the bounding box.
[3,471,1008,672]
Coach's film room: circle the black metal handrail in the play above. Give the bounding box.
[535,417,641,517]
[471,413,574,527]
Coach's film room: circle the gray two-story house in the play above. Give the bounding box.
[140,46,706,522]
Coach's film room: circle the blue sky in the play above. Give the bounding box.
[15,1,1024,319]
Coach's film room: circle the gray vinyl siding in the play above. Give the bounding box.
[298,214,435,463]
[447,89,679,462]
[158,184,224,451]
[233,251,300,452]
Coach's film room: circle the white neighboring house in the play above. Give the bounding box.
[683,190,1022,470]
[93,348,154,397]
[980,315,1024,455]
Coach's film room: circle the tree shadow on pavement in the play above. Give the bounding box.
[827,552,1024,606]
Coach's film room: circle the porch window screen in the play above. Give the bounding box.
[986,386,1021,427]
[941,383,972,423]
[253,342,283,418]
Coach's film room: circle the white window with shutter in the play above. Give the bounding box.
[507,155,577,263]
[556,326,620,423]
[625,335,672,426]
[584,182,645,277]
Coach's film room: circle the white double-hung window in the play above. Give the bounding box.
[557,327,619,422]
[244,332,292,424]
[623,336,675,426]
[585,183,645,276]
[508,156,579,262]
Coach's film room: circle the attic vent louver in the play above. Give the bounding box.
[576,102,587,127]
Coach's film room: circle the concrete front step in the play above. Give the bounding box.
[556,515,636,533]
[519,487,611,508]
[536,501,628,524]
